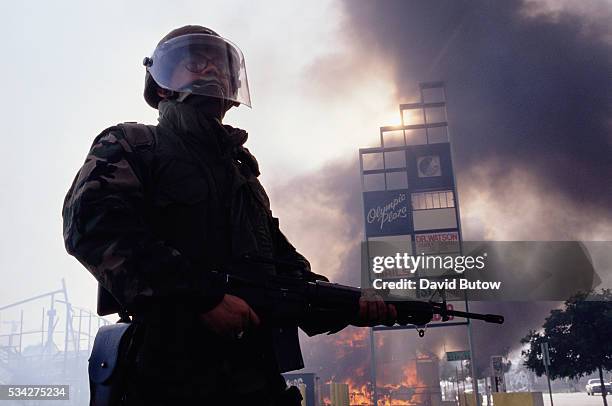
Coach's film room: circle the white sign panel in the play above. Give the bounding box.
[412,208,457,231]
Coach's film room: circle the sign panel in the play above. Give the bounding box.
[412,208,457,231]
[415,231,460,254]
[363,189,412,237]
[366,238,413,280]
[406,143,454,191]
[491,356,504,374]
[447,350,471,362]
[283,373,316,406]
[540,342,551,367]
[417,155,442,177]
[491,355,506,392]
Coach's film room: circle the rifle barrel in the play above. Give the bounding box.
[443,308,504,324]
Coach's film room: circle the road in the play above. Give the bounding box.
[478,392,608,405]
[542,392,608,406]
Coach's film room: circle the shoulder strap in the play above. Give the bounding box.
[91,122,157,166]
[116,122,157,189]
[117,122,156,154]
[95,123,156,319]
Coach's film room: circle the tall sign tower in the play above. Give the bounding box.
[359,82,480,405]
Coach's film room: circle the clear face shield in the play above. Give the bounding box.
[144,33,251,107]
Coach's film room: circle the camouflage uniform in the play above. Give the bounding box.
[63,99,315,405]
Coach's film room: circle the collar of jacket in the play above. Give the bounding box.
[157,99,260,177]
[158,100,260,176]
[157,99,222,146]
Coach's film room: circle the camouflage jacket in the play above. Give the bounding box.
[63,100,314,316]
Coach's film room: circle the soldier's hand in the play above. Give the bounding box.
[354,290,397,327]
[199,294,260,340]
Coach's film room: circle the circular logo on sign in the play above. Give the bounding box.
[418,155,441,177]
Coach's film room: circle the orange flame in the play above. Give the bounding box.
[333,327,368,347]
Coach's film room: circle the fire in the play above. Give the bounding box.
[335,361,427,406]
[319,330,441,405]
[378,361,428,405]
[416,351,431,360]
[378,397,413,405]
[332,327,370,359]
[323,379,373,405]
[401,364,419,387]
[347,380,371,405]
[333,327,368,347]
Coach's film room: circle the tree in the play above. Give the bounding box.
[521,289,612,406]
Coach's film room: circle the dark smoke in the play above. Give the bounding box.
[267,0,612,387]
[340,0,612,216]
[267,164,539,380]
[271,160,562,380]
[331,0,612,375]
[468,301,559,375]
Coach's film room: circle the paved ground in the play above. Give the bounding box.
[542,392,607,406]
[477,392,607,405]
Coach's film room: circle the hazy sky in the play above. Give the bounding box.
[0,0,610,355]
[0,0,401,311]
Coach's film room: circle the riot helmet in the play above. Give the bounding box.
[143,25,251,109]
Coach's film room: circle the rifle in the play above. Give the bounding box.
[207,271,504,336]
[97,271,504,336]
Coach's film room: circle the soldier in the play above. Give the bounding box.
[63,25,396,405]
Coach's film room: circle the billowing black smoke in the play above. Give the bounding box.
[340,0,612,215]
[269,0,611,386]
[271,160,562,379]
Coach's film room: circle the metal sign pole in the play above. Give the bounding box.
[455,365,461,404]
[466,307,481,405]
[541,342,554,406]
[460,360,467,406]
[369,328,378,405]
